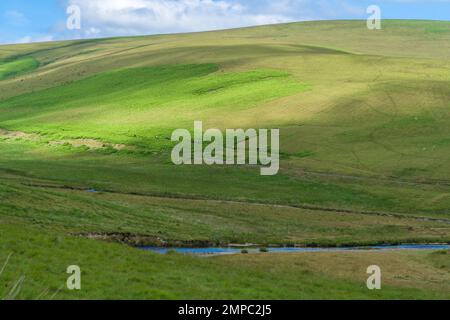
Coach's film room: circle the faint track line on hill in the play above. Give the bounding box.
[284,166,450,188]
[17,181,450,225]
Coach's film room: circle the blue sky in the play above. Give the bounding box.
[1,0,450,44]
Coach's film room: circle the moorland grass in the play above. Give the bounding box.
[0,64,307,147]
[0,178,448,246]
[0,139,449,219]
[0,20,450,299]
[0,222,448,300]
[0,57,38,80]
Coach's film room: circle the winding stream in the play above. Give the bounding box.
[141,244,450,256]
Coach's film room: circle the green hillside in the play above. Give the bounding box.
[0,64,306,147]
[0,20,449,299]
[0,57,38,80]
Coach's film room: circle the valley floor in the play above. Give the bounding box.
[1,221,449,300]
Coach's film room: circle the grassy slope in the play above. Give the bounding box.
[0,180,448,246]
[0,20,449,299]
[0,64,306,145]
[0,57,38,80]
[1,222,449,300]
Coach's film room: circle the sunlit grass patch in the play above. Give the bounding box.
[0,57,39,80]
[0,64,307,145]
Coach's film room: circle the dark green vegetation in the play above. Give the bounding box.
[0,20,449,299]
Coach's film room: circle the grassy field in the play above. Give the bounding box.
[0,20,449,299]
[1,222,448,300]
[0,57,38,81]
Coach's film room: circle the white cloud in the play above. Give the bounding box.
[14,35,54,44]
[66,0,294,37]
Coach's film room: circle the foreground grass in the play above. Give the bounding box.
[0,222,448,300]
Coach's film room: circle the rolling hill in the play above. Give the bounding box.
[0,20,449,299]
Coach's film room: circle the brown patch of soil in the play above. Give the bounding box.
[0,128,39,141]
[1,127,130,151]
